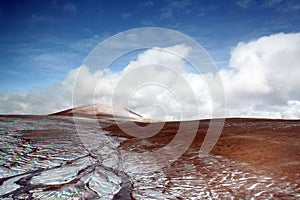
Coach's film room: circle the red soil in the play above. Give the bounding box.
[104,118,300,177]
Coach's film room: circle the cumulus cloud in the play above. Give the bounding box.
[73,44,211,120]
[0,32,299,119]
[0,68,76,114]
[221,32,300,118]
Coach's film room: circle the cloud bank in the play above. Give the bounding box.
[221,32,300,118]
[1,32,299,120]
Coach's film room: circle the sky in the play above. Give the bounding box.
[0,0,300,119]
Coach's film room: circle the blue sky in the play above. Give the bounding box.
[0,0,299,93]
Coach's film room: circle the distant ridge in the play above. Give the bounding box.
[50,103,145,121]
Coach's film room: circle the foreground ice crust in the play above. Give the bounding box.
[0,116,299,199]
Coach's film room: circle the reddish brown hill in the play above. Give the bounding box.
[50,103,144,121]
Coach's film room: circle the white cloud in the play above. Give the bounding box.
[230,33,299,99]
[221,32,300,118]
[0,69,75,114]
[80,44,210,120]
[0,33,300,120]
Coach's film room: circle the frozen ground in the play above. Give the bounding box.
[0,116,299,199]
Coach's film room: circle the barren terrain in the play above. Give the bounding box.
[105,118,300,178]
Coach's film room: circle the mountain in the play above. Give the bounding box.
[50,103,145,121]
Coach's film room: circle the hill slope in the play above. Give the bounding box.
[50,103,144,121]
